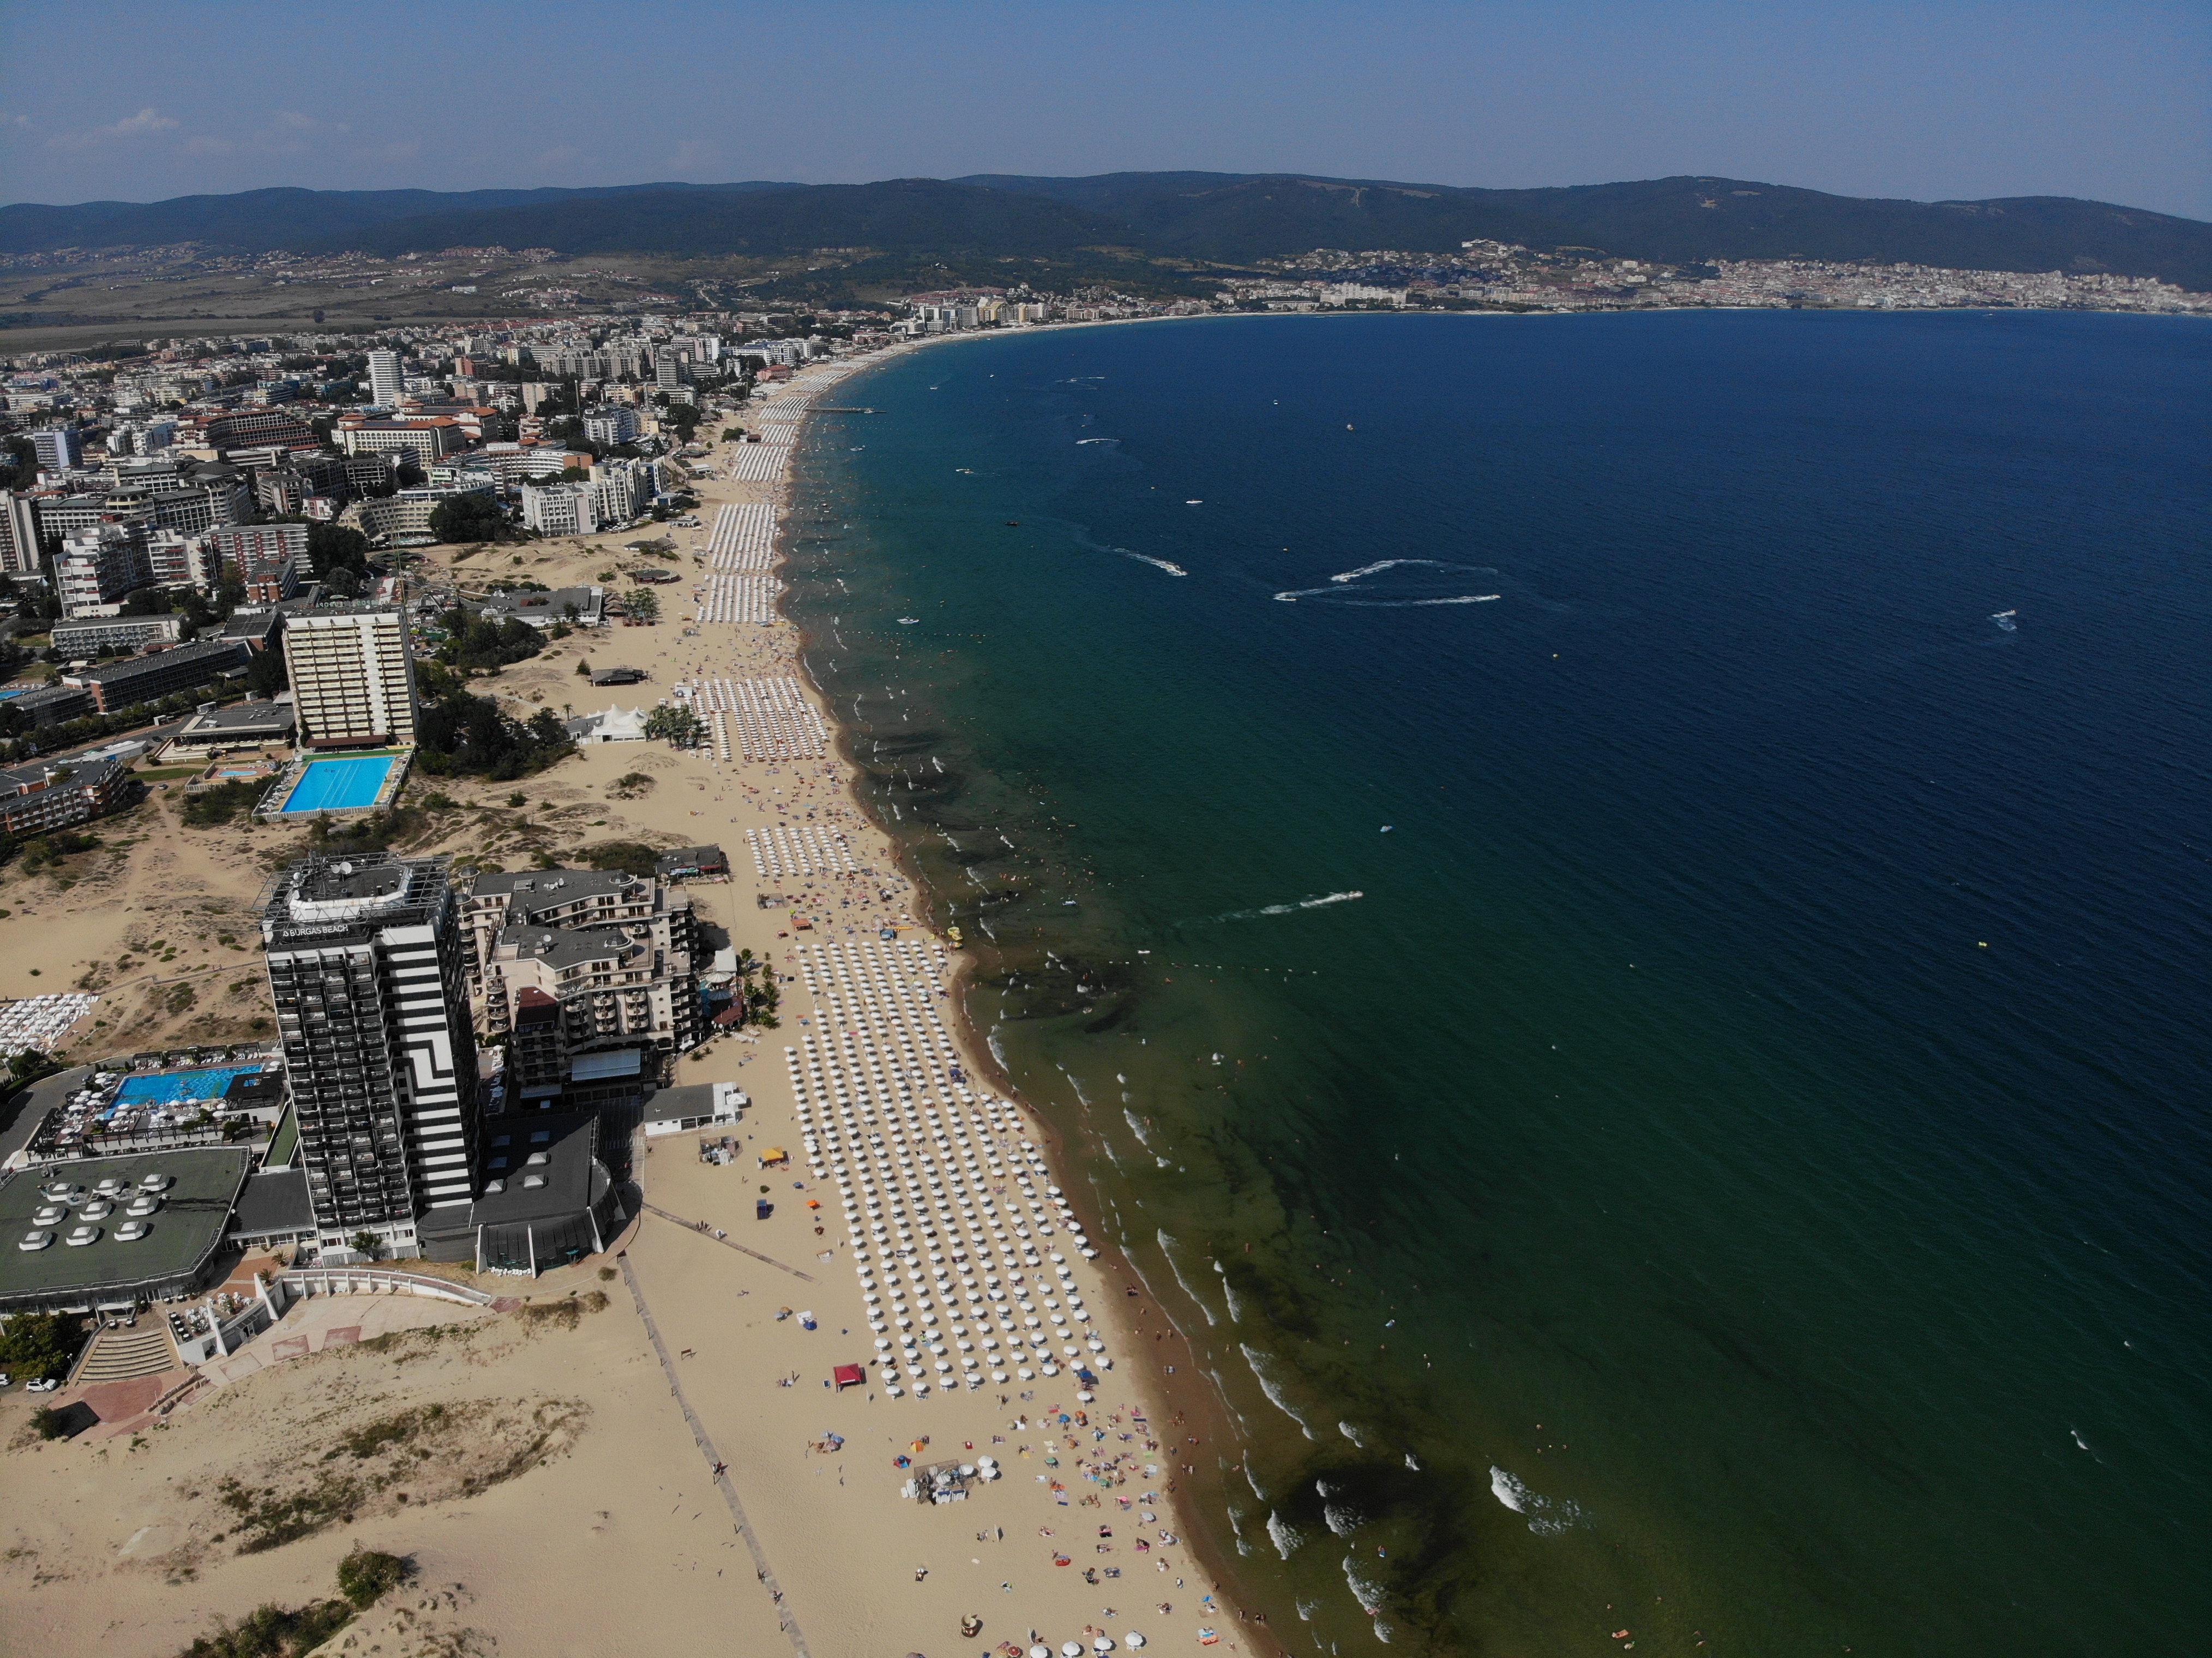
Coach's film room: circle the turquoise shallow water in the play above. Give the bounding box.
[782,311,2210,1655]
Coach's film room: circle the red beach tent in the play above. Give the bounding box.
[832,1363,866,1390]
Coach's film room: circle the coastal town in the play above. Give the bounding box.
[0,321,1253,1658]
[0,231,2200,1656]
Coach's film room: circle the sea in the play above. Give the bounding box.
[779,310,2210,1656]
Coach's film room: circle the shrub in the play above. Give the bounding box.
[335,1547,408,1608]
[580,841,659,878]
[182,779,261,827]
[178,1597,354,1657]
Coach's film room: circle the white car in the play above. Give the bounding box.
[64,1224,101,1247]
[17,1230,54,1252]
[115,1221,151,1242]
[26,1378,57,1393]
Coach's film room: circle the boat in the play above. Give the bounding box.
[898,617,921,625]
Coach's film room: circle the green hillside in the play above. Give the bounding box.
[4,173,2205,291]
[304,179,1146,262]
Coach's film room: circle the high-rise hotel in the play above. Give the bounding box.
[260,854,479,1258]
[281,602,419,749]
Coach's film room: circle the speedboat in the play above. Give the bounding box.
[898,617,921,625]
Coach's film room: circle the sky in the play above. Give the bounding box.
[2,0,2205,220]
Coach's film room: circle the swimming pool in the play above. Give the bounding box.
[278,755,396,814]
[115,1065,260,1105]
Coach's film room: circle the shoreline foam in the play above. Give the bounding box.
[739,343,1288,1655]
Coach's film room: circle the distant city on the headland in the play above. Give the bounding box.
[1,173,2206,340]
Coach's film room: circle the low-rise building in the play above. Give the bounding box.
[61,638,251,712]
[159,698,297,759]
[655,844,728,881]
[565,704,647,744]
[346,480,498,543]
[50,614,185,655]
[461,866,693,993]
[478,584,603,629]
[482,918,702,1060]
[0,751,131,837]
[336,417,467,461]
[3,683,96,727]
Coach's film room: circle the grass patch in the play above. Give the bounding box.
[341,1402,446,1458]
[215,1471,363,1554]
[182,779,262,827]
[576,840,659,878]
[516,1290,609,1330]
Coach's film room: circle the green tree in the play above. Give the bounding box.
[0,1311,84,1382]
[304,522,371,580]
[428,492,504,544]
[642,704,705,748]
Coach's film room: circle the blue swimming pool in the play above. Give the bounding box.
[115,1065,259,1105]
[278,755,395,814]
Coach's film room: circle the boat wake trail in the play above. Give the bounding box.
[1122,550,1189,576]
[1276,558,1502,606]
[1201,890,1365,923]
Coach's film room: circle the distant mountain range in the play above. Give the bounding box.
[4,173,2205,291]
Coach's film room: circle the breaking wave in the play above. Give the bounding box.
[1489,1465,1588,1536]
[1157,1230,1219,1325]
[1242,1345,1318,1439]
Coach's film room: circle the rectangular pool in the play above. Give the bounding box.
[278,755,396,814]
[115,1065,260,1106]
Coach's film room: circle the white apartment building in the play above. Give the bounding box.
[581,406,639,446]
[146,529,222,590]
[281,603,419,749]
[56,520,155,617]
[520,479,599,537]
[337,417,467,461]
[589,458,652,523]
[366,349,404,409]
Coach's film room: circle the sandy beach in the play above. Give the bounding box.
[0,344,1269,1658]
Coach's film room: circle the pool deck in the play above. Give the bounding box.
[255,746,414,820]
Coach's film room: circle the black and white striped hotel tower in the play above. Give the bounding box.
[259,854,480,1260]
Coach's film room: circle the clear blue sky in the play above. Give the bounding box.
[2,0,2205,219]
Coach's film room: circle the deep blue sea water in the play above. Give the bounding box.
[783,311,2210,1655]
